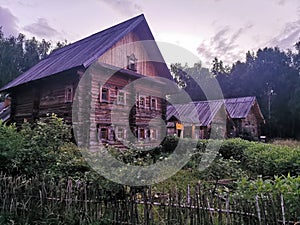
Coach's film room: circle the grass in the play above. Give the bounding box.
[271,138,300,148]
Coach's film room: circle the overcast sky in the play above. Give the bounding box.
[0,0,299,67]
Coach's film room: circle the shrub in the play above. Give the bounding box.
[0,121,25,174]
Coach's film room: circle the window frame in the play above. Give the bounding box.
[150,128,157,140]
[139,95,146,108]
[117,90,126,105]
[99,127,109,141]
[116,127,126,140]
[150,97,157,110]
[64,85,73,103]
[139,128,146,140]
[127,53,137,71]
[100,86,109,102]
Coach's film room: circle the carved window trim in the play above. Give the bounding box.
[127,53,137,71]
[116,127,126,140]
[117,90,127,105]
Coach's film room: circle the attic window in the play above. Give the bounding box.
[127,53,137,71]
[65,86,73,102]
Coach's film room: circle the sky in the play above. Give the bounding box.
[0,0,299,67]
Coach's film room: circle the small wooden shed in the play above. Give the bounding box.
[166,96,265,140]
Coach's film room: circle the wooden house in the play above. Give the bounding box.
[166,96,264,140]
[0,14,172,148]
[224,96,265,139]
[167,100,228,139]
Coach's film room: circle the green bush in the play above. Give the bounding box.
[0,121,25,174]
[235,174,300,220]
[245,142,300,177]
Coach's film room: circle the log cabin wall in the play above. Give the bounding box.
[241,106,260,138]
[11,69,80,126]
[87,64,165,149]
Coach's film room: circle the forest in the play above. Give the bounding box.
[171,42,300,139]
[0,27,300,139]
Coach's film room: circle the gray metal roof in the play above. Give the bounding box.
[224,96,256,119]
[167,96,264,125]
[1,14,171,91]
[167,100,224,126]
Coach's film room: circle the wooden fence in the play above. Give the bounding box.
[0,175,299,225]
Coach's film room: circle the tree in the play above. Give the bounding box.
[0,28,67,87]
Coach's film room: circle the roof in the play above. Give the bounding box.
[167,96,264,125]
[1,14,171,91]
[167,100,224,126]
[224,96,256,119]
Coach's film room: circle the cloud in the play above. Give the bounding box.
[277,0,287,5]
[267,19,300,50]
[196,24,253,66]
[98,0,142,16]
[23,18,59,38]
[0,6,19,37]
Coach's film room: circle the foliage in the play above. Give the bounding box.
[0,27,67,88]
[171,41,300,139]
[0,114,89,178]
[235,174,300,220]
[0,121,25,173]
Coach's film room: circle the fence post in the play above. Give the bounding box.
[255,195,262,225]
[280,194,286,225]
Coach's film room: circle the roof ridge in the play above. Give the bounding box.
[50,14,145,59]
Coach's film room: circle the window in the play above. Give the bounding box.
[127,53,137,71]
[100,87,109,102]
[65,86,73,102]
[139,95,146,108]
[116,127,125,140]
[150,129,157,140]
[139,128,145,140]
[99,127,108,140]
[151,97,157,110]
[117,91,126,105]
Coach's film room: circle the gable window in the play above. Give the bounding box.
[151,97,157,110]
[65,86,73,102]
[127,53,137,71]
[117,90,126,105]
[139,95,146,108]
[100,87,109,102]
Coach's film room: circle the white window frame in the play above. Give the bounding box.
[64,85,73,103]
[117,90,126,105]
[139,95,146,108]
[150,128,157,140]
[100,86,109,102]
[116,127,126,140]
